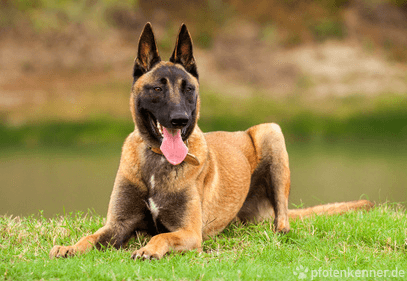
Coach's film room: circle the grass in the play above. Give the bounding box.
[0,119,134,148]
[0,84,407,148]
[2,91,406,148]
[1,204,406,280]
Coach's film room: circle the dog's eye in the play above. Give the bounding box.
[186,87,194,93]
[154,87,162,92]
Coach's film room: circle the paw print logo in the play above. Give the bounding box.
[293,265,308,279]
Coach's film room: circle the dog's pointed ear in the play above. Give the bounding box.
[133,23,161,81]
[170,24,198,79]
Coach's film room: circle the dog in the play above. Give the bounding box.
[49,23,373,260]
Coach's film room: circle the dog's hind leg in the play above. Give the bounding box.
[241,123,291,233]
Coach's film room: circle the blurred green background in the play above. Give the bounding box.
[0,0,406,216]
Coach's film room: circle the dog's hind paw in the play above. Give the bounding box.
[274,219,290,234]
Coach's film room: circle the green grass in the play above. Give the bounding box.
[199,91,407,142]
[0,119,134,148]
[1,93,407,149]
[1,204,406,280]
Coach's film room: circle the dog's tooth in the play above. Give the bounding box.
[157,121,163,135]
[158,124,162,134]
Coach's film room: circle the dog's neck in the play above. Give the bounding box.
[148,145,200,166]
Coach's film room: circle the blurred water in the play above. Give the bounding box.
[288,141,406,208]
[0,141,405,217]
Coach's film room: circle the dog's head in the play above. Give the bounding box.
[131,23,200,165]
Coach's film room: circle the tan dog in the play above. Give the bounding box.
[50,23,373,260]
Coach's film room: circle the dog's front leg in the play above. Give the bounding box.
[49,220,137,258]
[131,197,203,260]
[131,228,202,260]
[50,177,148,258]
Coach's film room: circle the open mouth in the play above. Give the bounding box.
[145,111,190,165]
[147,111,188,142]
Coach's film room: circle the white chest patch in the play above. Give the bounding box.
[148,198,160,219]
[150,175,155,189]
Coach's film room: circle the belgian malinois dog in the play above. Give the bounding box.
[50,23,373,260]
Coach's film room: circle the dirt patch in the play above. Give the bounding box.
[196,19,407,100]
[287,41,407,98]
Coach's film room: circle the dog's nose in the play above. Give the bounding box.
[170,113,189,127]
[171,118,188,127]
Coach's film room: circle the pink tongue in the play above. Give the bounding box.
[160,127,188,165]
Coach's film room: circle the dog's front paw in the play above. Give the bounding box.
[131,245,164,260]
[49,245,77,259]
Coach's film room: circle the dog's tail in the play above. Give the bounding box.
[288,200,374,220]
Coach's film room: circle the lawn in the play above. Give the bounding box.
[2,92,407,149]
[1,204,406,280]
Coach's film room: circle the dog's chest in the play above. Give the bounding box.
[142,158,189,233]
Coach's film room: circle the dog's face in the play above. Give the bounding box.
[131,23,200,157]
